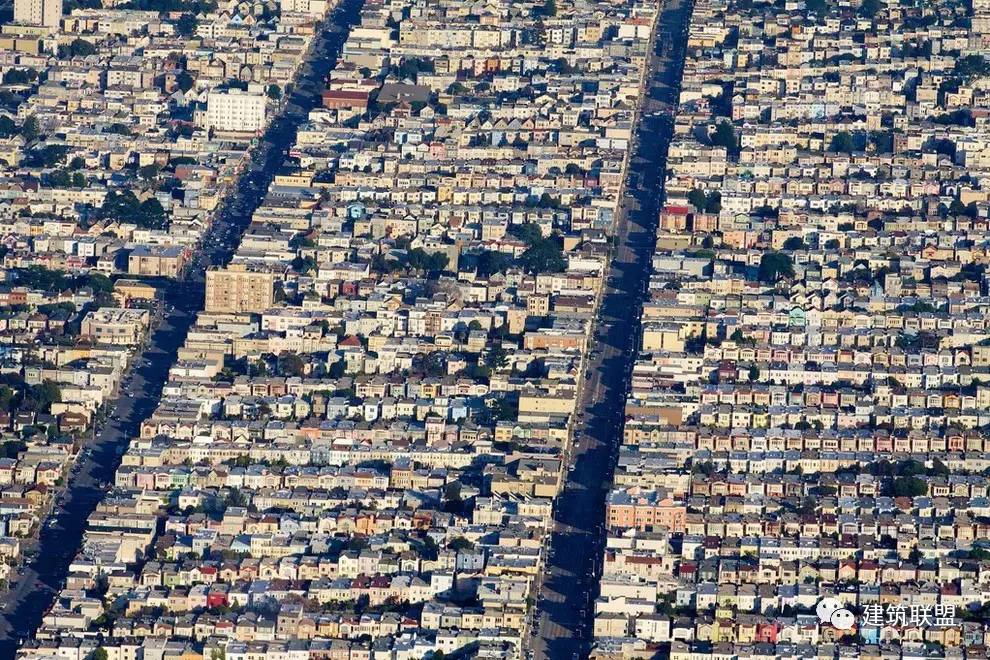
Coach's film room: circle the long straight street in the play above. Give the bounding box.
[0,0,363,652]
[527,0,692,657]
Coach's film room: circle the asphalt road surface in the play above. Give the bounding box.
[527,0,692,657]
[0,0,364,653]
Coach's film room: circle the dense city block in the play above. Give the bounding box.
[593,0,990,658]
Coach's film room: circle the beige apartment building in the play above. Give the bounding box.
[204,90,267,133]
[80,308,150,346]
[128,246,188,278]
[204,264,277,313]
[13,0,61,27]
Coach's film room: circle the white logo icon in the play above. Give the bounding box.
[816,597,855,630]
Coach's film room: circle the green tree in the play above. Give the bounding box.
[277,352,305,377]
[930,458,950,477]
[138,197,167,228]
[954,54,990,81]
[444,481,462,503]
[705,191,722,213]
[25,144,69,168]
[489,396,516,422]
[64,0,102,9]
[869,130,893,153]
[25,380,61,411]
[48,170,71,188]
[0,115,16,138]
[891,476,927,497]
[266,84,282,100]
[448,536,473,551]
[0,440,26,458]
[99,190,168,229]
[830,131,854,153]
[175,12,197,36]
[224,487,248,508]
[688,188,707,210]
[757,252,794,283]
[3,69,32,85]
[15,265,71,290]
[403,248,448,278]
[20,115,39,141]
[519,236,565,274]
[138,164,160,180]
[782,236,806,250]
[509,222,544,244]
[176,72,194,92]
[711,122,737,151]
[85,272,113,295]
[858,0,880,16]
[691,460,715,476]
[0,386,13,411]
[474,250,512,277]
[170,156,197,168]
[970,547,990,561]
[484,345,510,370]
[60,39,97,59]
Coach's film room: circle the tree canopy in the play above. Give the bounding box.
[758,252,794,283]
[20,115,39,141]
[0,116,17,138]
[471,250,513,277]
[858,0,881,17]
[3,69,36,85]
[519,234,565,274]
[688,188,721,213]
[277,352,305,377]
[510,222,566,274]
[890,476,927,497]
[829,131,854,153]
[373,247,448,279]
[58,39,97,59]
[23,144,69,168]
[711,122,738,153]
[13,266,112,294]
[176,72,195,93]
[174,12,197,36]
[98,190,168,229]
[954,54,990,81]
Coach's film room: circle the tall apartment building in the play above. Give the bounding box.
[204,264,277,313]
[13,0,62,27]
[204,90,267,133]
[279,0,327,16]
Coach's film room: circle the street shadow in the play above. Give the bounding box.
[533,0,692,656]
